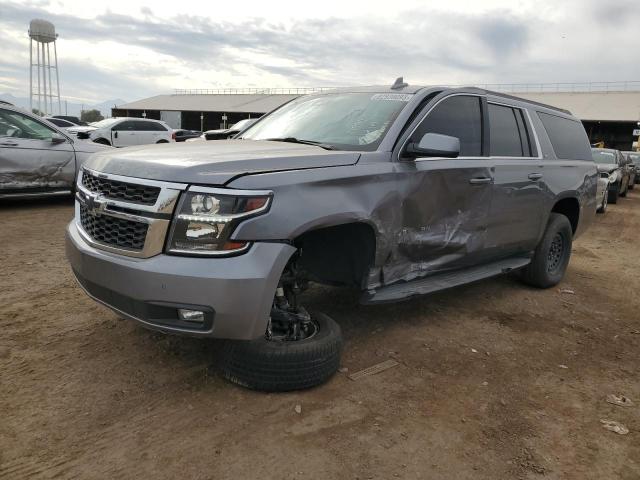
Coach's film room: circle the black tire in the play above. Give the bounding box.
[219,312,343,392]
[520,213,573,289]
[629,179,634,190]
[156,139,169,144]
[608,184,619,204]
[94,138,111,146]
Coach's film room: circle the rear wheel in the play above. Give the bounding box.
[156,139,169,144]
[520,213,573,289]
[94,138,111,146]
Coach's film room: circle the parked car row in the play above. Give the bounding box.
[591,148,638,211]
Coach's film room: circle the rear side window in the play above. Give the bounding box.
[412,95,483,156]
[538,112,592,160]
[488,103,526,156]
[148,122,167,132]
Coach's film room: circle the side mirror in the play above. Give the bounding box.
[405,133,460,158]
[50,133,67,144]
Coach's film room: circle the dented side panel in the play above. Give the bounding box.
[229,155,495,289]
[0,139,75,191]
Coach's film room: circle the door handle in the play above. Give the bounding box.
[528,173,543,181]
[469,177,493,185]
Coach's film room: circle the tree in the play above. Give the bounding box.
[81,109,104,123]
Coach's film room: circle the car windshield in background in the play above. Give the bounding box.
[592,149,617,164]
[627,153,640,162]
[231,119,254,130]
[241,92,412,151]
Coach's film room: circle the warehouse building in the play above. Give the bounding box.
[113,84,640,149]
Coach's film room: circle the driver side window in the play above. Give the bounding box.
[411,95,483,156]
[0,110,57,140]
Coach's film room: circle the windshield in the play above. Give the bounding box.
[625,152,639,162]
[592,149,617,165]
[241,92,412,151]
[90,118,120,128]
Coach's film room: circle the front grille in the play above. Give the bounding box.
[82,170,160,205]
[80,204,148,250]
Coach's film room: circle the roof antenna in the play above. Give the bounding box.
[391,77,408,90]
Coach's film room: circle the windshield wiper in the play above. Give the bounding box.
[265,137,335,150]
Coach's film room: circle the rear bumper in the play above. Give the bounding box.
[65,221,295,340]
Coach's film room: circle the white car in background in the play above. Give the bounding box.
[74,117,174,147]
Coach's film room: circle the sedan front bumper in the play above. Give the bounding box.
[65,221,295,340]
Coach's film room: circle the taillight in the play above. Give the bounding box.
[171,132,176,140]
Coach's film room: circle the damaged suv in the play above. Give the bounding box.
[66,81,597,391]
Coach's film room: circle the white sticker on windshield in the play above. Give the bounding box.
[371,93,412,102]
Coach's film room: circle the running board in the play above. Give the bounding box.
[362,256,531,304]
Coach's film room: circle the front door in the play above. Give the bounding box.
[392,94,495,283]
[111,120,137,147]
[0,108,75,193]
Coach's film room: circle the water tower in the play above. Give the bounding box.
[28,19,61,116]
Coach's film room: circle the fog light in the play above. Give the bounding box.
[178,309,205,323]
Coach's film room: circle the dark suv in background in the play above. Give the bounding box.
[66,82,597,391]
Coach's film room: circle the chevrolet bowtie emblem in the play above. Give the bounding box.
[84,192,106,215]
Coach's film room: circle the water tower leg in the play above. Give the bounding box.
[41,42,47,115]
[54,41,61,115]
[29,38,33,112]
[36,41,41,115]
[47,44,54,115]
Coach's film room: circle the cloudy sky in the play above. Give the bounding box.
[1,0,639,104]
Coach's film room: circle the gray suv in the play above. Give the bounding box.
[66,82,597,391]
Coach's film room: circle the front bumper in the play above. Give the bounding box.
[66,221,295,340]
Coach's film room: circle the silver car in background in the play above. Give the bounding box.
[0,103,111,199]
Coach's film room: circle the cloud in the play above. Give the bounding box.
[1,0,639,103]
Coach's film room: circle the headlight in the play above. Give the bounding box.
[167,187,272,255]
[608,171,618,183]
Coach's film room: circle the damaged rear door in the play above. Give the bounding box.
[0,108,75,193]
[390,93,494,282]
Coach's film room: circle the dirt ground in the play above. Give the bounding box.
[1,193,639,480]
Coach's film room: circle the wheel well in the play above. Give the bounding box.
[551,197,579,234]
[156,139,169,143]
[94,138,111,145]
[294,223,376,288]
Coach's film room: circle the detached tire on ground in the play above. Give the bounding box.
[520,213,573,289]
[219,312,343,392]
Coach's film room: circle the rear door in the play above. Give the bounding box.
[0,108,75,192]
[395,94,495,277]
[484,102,544,256]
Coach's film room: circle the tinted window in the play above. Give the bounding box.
[538,112,592,160]
[412,95,482,156]
[143,121,167,131]
[113,121,135,131]
[488,104,524,156]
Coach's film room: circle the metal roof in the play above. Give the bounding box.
[513,91,640,122]
[116,94,300,113]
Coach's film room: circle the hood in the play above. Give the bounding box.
[596,164,618,174]
[85,139,360,185]
[68,126,97,133]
